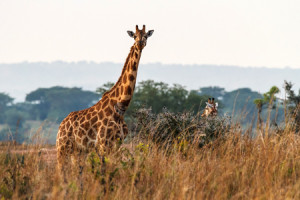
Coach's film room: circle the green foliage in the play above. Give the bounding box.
[0,102,35,142]
[0,93,14,109]
[185,90,210,113]
[129,80,170,113]
[127,80,208,117]
[253,86,280,109]
[253,99,264,109]
[284,81,300,106]
[26,86,100,122]
[264,86,280,103]
[253,86,280,113]
[253,86,280,129]
[0,93,14,123]
[4,109,24,129]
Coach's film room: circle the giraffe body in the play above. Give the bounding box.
[56,25,154,168]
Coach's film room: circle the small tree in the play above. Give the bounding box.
[253,99,264,127]
[253,86,279,130]
[284,81,300,132]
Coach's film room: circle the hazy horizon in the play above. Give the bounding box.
[0,60,299,69]
[1,61,299,102]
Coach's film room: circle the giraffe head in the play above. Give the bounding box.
[202,97,218,117]
[127,25,154,50]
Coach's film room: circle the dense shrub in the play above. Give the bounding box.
[134,108,231,149]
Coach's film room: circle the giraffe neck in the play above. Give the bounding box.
[103,44,142,111]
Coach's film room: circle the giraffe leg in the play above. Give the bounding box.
[70,150,87,196]
[121,123,129,139]
[56,147,69,184]
[95,140,107,178]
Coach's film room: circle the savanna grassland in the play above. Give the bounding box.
[0,112,300,200]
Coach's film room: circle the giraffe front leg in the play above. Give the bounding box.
[116,120,128,141]
[95,134,108,174]
[95,139,107,179]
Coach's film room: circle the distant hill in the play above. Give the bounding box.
[1,61,299,102]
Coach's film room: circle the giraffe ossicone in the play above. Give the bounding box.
[56,25,154,169]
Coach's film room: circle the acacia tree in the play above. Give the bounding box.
[0,93,14,110]
[0,93,14,123]
[26,87,100,122]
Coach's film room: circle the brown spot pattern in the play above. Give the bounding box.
[88,129,96,140]
[78,129,84,137]
[83,121,89,130]
[107,128,113,135]
[113,114,120,122]
[125,86,132,95]
[103,118,108,125]
[123,74,127,83]
[105,107,113,115]
[80,117,85,124]
[66,121,70,130]
[129,74,135,81]
[102,99,109,108]
[110,99,117,106]
[91,116,98,125]
[121,99,131,107]
[83,137,88,146]
[132,62,137,71]
[98,110,104,119]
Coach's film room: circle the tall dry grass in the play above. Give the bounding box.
[0,112,299,199]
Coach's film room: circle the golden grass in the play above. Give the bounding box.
[0,122,299,199]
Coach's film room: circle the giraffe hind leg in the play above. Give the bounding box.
[56,147,70,183]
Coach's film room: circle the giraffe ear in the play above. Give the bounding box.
[146,30,154,38]
[127,31,135,38]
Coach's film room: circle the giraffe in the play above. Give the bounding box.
[201,97,218,117]
[56,25,154,170]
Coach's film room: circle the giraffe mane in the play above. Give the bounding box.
[102,46,135,98]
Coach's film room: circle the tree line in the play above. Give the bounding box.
[0,79,299,142]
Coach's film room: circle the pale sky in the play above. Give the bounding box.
[0,0,300,68]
